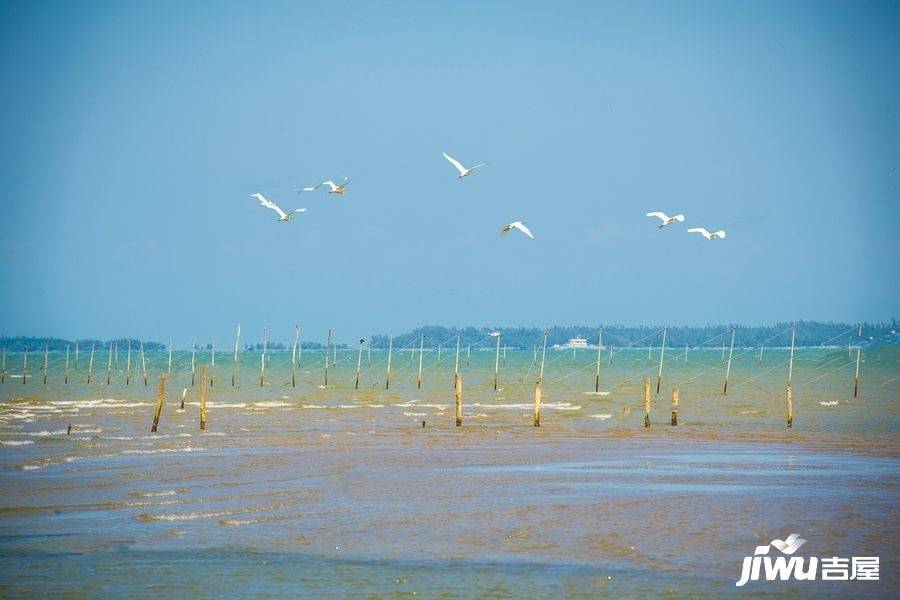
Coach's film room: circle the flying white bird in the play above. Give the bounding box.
[687,227,727,240]
[321,179,350,195]
[250,193,307,222]
[500,221,535,239]
[442,152,488,179]
[646,211,685,228]
[293,183,321,194]
[489,331,501,337]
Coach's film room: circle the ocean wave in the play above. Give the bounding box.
[819,401,839,407]
[589,414,613,420]
[1,440,34,446]
[253,401,291,408]
[122,446,205,455]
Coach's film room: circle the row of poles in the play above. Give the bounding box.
[2,324,869,428]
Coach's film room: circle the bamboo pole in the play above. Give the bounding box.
[533,379,542,427]
[759,344,764,363]
[417,334,424,389]
[87,344,95,383]
[151,374,166,433]
[671,386,679,426]
[466,345,470,367]
[74,340,79,369]
[643,376,651,428]
[263,327,268,367]
[22,347,28,384]
[180,387,186,410]
[595,329,603,392]
[385,336,393,389]
[854,347,861,398]
[106,343,112,385]
[64,345,69,384]
[291,325,299,387]
[455,372,462,427]
[259,353,265,387]
[454,334,461,380]
[191,341,196,386]
[609,343,613,364]
[199,366,207,431]
[648,342,652,366]
[355,338,364,389]
[168,339,172,373]
[324,329,331,386]
[656,327,667,394]
[786,384,793,428]
[493,332,501,391]
[233,324,241,387]
[2,346,6,384]
[211,340,216,367]
[114,341,119,371]
[787,323,796,386]
[723,328,736,394]
[140,341,147,385]
[43,346,49,384]
[126,342,131,385]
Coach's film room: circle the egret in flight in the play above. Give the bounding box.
[442,152,488,179]
[500,221,535,239]
[321,179,350,195]
[687,227,726,240]
[646,211,685,228]
[250,193,307,222]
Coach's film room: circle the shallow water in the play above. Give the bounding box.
[0,348,897,597]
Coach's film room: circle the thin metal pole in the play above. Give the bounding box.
[595,329,603,392]
[355,338,364,389]
[656,327,667,394]
[417,334,424,389]
[493,332,501,391]
[385,336,393,389]
[788,323,796,386]
[723,328,735,394]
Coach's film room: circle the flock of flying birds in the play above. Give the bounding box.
[250,152,724,242]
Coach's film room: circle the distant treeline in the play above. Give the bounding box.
[368,321,899,350]
[0,336,349,353]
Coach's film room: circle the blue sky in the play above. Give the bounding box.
[1,0,898,344]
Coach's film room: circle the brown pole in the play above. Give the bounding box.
[199,366,208,431]
[455,373,462,426]
[151,374,166,433]
[643,376,651,428]
[671,386,679,426]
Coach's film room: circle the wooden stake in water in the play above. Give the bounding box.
[455,372,462,427]
[656,327,667,395]
[643,376,651,428]
[648,342,652,366]
[74,340,79,369]
[140,341,147,386]
[385,336,393,390]
[786,384,793,428]
[416,334,424,389]
[126,342,131,385]
[87,344,95,384]
[723,328,736,394]
[594,329,603,393]
[151,374,166,433]
[671,386,679,426]
[572,344,576,367]
[259,353,265,387]
[787,323,796,386]
[355,338,364,390]
[454,334,461,379]
[854,347,861,398]
[211,340,216,367]
[43,346,49,384]
[533,379,542,427]
[324,329,331,387]
[22,346,28,384]
[263,327,268,367]
[191,341,196,386]
[466,345,470,367]
[759,344,764,363]
[232,324,240,387]
[291,325,299,387]
[64,345,69,384]
[180,387,186,410]
[493,332,501,391]
[609,343,613,364]
[199,366,207,431]
[106,344,112,385]
[114,341,118,371]
[2,346,6,384]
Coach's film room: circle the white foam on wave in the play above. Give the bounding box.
[253,401,291,408]
[1,440,34,446]
[123,446,205,455]
[471,402,581,411]
[589,414,613,420]
[403,412,427,417]
[819,401,839,407]
[185,401,246,408]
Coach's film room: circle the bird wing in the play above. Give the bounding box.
[646,211,669,222]
[442,152,468,176]
[673,214,685,222]
[511,221,535,239]
[714,230,727,238]
[253,193,288,219]
[294,184,321,193]
[688,227,711,238]
[321,180,338,192]
[468,162,488,172]
[292,208,307,213]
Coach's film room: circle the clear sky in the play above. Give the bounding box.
[1,0,898,345]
